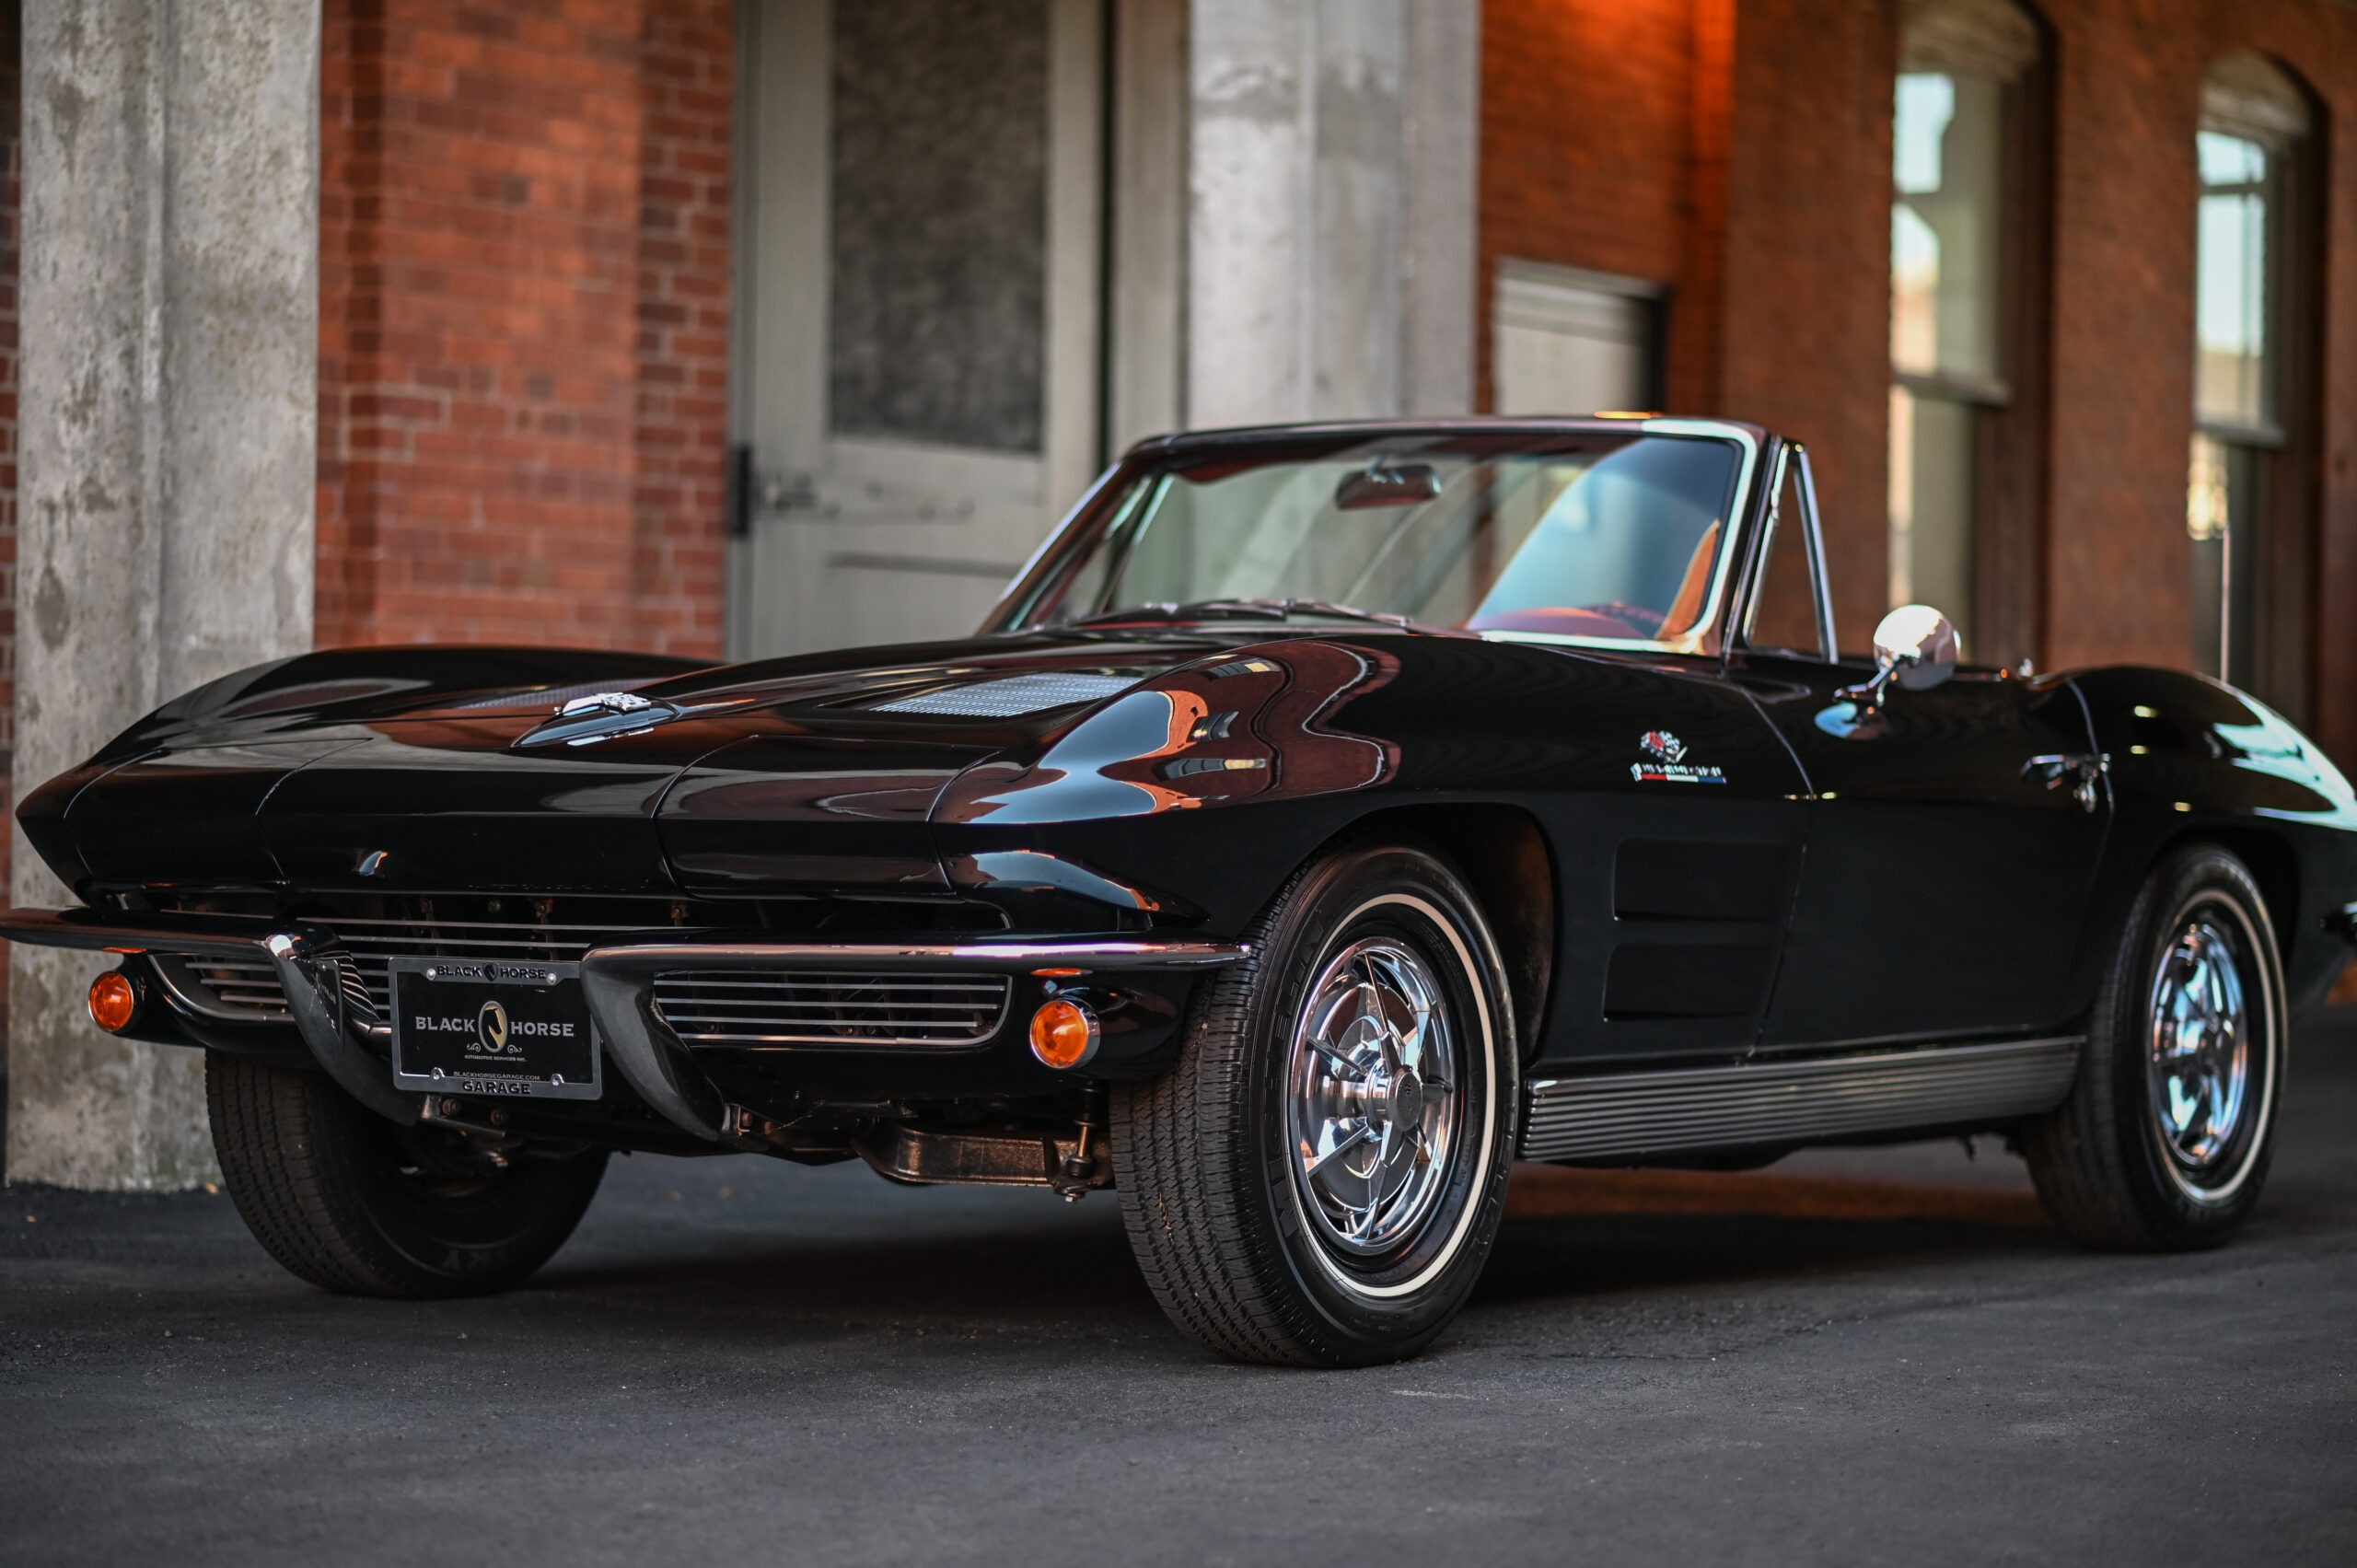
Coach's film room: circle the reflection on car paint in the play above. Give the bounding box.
[946,643,1401,825]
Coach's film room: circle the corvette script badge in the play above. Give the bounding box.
[1632,730,1725,784]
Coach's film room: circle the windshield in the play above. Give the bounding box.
[993,431,1748,644]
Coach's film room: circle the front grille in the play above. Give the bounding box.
[140,893,1013,1046]
[328,918,652,1023]
[173,955,294,1020]
[162,919,677,1026]
[651,971,1012,1047]
[170,954,1015,1048]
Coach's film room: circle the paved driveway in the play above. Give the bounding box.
[6,1015,2354,1566]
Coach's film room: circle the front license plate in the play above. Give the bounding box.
[389,958,601,1101]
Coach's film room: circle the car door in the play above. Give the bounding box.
[1522,646,1813,1072]
[1724,443,2110,1050]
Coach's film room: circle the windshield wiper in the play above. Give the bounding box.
[1066,598,1423,630]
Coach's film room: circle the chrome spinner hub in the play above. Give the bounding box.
[2147,914,2251,1184]
[1285,937,1461,1257]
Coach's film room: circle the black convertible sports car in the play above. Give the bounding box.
[9,416,2356,1366]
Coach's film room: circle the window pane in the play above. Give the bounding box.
[1888,386,1976,648]
[2187,433,2258,681]
[2198,128,2266,186]
[829,0,1049,452]
[1027,435,1745,643]
[1891,71,2006,383]
[2193,131,2271,429]
[1744,463,1826,658]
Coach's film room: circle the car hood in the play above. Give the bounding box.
[20,630,1359,900]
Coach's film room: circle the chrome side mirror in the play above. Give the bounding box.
[1873,604,1959,691]
[1838,604,1958,709]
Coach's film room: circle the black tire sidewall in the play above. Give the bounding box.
[1235,843,1518,1357]
[209,1051,609,1297]
[332,1104,610,1286]
[2101,848,2284,1247]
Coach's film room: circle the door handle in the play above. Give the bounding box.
[725,443,820,538]
[2022,752,2107,812]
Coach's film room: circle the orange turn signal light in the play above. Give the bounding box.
[1028,996,1098,1070]
[88,971,141,1034]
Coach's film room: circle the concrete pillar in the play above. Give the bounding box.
[1185,0,1478,427]
[9,1,319,1190]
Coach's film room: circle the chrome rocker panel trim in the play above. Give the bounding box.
[1519,1036,2084,1163]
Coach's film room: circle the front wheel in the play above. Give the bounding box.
[207,1051,610,1297]
[1112,842,1519,1366]
[2023,845,2285,1249]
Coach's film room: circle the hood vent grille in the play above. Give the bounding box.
[874,671,1136,718]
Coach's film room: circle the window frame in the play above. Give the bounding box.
[2188,60,2319,715]
[1732,439,1838,664]
[1886,1,2051,671]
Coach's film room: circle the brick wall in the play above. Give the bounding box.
[1713,0,1897,645]
[1477,0,1891,638]
[1478,0,1707,412]
[1480,0,2356,712]
[317,0,731,659]
[631,1,734,656]
[2038,0,2356,759]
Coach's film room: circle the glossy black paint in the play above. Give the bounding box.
[15,420,2357,1144]
[1731,652,2111,1048]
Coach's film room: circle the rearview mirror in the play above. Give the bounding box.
[1872,604,1959,691]
[1334,462,1442,510]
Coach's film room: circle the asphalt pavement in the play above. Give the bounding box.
[6,1014,2355,1566]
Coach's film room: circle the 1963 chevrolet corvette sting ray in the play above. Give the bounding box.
[8,417,2355,1366]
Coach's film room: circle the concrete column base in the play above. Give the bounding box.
[8,0,318,1191]
[6,951,214,1191]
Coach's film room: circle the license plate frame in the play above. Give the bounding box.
[388,958,602,1101]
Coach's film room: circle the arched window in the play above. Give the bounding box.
[2188,52,2316,703]
[1888,0,2048,664]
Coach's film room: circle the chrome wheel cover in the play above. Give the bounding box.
[2147,912,2253,1190]
[1285,936,1462,1258]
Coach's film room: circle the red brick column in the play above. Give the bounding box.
[318,0,731,660]
[1477,0,1711,413]
[632,1,734,656]
[1478,0,1892,640]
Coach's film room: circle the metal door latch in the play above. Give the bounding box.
[726,443,819,537]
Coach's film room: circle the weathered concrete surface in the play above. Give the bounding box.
[1399,0,1479,416]
[10,1,319,1189]
[1187,0,1478,424]
[5,1011,2352,1565]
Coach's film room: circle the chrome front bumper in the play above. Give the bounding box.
[0,907,1246,1142]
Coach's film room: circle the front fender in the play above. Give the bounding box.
[930,641,1410,931]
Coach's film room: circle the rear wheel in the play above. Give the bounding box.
[207,1051,609,1297]
[1112,842,1518,1366]
[2023,845,2284,1249]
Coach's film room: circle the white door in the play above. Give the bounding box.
[732,0,1104,659]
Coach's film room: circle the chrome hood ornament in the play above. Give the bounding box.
[517,689,681,748]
